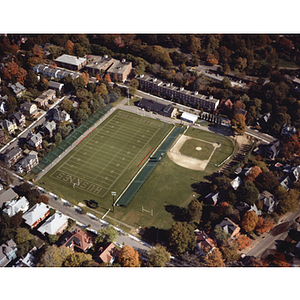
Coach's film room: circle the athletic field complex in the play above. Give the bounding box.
[37,109,235,229]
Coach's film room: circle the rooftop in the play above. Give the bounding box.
[55,54,86,66]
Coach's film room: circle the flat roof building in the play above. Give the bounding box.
[107,59,132,82]
[181,111,198,123]
[85,55,114,75]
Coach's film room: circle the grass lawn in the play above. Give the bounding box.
[38,109,172,211]
[110,128,234,230]
[180,139,214,160]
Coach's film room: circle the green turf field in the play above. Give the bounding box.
[38,109,172,209]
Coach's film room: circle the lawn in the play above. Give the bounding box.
[38,109,172,211]
[180,138,214,160]
[110,127,234,230]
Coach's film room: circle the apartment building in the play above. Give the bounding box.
[85,55,114,75]
[107,59,132,82]
[136,74,220,111]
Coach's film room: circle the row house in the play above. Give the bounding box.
[2,147,23,167]
[49,81,64,92]
[15,151,39,174]
[33,64,81,80]
[136,74,220,111]
[33,89,56,109]
[107,59,132,82]
[55,54,87,71]
[85,55,114,75]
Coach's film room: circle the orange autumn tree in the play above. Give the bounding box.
[204,247,225,267]
[244,166,262,182]
[65,40,74,54]
[241,210,258,233]
[3,61,27,85]
[104,73,111,83]
[206,54,218,66]
[255,216,275,234]
[117,245,140,267]
[234,234,251,251]
[81,72,89,86]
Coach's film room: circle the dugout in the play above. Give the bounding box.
[181,112,198,124]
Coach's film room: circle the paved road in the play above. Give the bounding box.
[244,207,300,258]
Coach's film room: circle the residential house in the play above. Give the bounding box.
[0,95,8,114]
[281,123,297,138]
[195,230,216,256]
[2,196,29,217]
[55,54,87,71]
[0,129,8,144]
[289,165,300,182]
[2,147,23,167]
[280,176,292,192]
[138,98,177,118]
[51,108,70,124]
[85,55,114,75]
[33,89,56,109]
[216,217,240,239]
[0,188,18,209]
[258,190,277,213]
[236,201,262,216]
[1,119,17,134]
[9,111,26,128]
[8,82,26,97]
[20,102,37,116]
[230,176,242,190]
[27,131,43,149]
[107,59,132,82]
[257,112,271,129]
[262,140,281,160]
[59,228,93,252]
[205,192,220,206]
[96,243,118,264]
[41,120,56,137]
[0,240,17,267]
[37,212,68,236]
[22,202,50,229]
[15,151,39,173]
[13,247,37,267]
[49,81,64,92]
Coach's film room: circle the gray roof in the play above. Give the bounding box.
[55,54,86,66]
[216,218,238,234]
[107,59,132,75]
[0,188,18,208]
[3,147,22,161]
[8,82,26,95]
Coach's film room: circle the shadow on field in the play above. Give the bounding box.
[165,205,188,222]
[140,226,169,246]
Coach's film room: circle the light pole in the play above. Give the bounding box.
[111,191,116,212]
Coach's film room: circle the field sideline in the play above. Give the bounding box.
[38,109,172,209]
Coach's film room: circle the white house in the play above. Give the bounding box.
[37,212,68,235]
[2,196,29,217]
[22,202,50,229]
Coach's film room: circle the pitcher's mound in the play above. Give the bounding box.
[196,147,202,151]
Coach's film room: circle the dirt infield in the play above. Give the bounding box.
[167,135,220,171]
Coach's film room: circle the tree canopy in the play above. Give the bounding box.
[117,245,140,267]
[147,244,171,267]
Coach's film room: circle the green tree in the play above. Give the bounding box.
[220,243,240,263]
[168,222,196,255]
[222,77,232,89]
[254,170,280,192]
[55,133,62,144]
[276,188,299,214]
[214,226,230,246]
[38,245,73,267]
[188,199,203,223]
[128,78,139,97]
[60,98,73,113]
[147,244,171,267]
[95,226,118,244]
[63,252,93,267]
[238,181,259,205]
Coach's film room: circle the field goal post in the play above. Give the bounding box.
[142,206,153,216]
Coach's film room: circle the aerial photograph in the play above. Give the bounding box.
[1,32,300,271]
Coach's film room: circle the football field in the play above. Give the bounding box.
[41,110,171,206]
